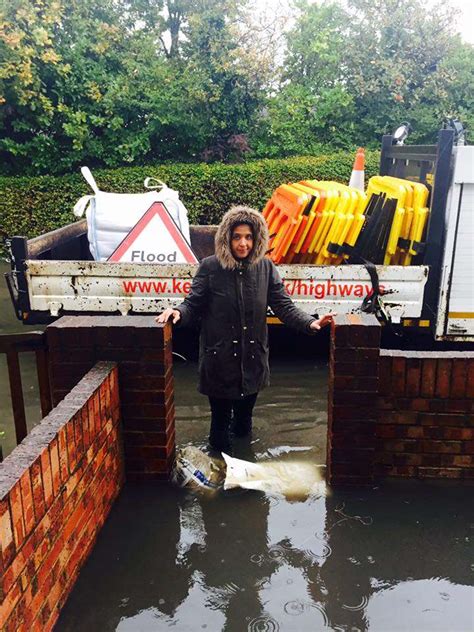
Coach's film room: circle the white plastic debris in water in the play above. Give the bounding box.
[222,453,326,498]
[172,446,225,495]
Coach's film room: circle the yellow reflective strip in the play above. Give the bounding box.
[402,319,431,327]
[448,312,474,319]
[266,316,283,325]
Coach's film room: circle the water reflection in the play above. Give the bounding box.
[319,483,474,631]
[57,462,474,632]
[188,493,273,628]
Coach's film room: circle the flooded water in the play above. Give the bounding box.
[1,262,473,631]
[57,478,474,632]
[57,357,473,631]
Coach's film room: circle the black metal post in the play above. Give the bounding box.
[379,135,394,176]
[10,236,30,318]
[6,349,28,444]
[420,129,455,324]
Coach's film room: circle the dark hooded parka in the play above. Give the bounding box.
[176,206,316,399]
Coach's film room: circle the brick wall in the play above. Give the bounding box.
[327,313,381,485]
[46,316,174,481]
[328,315,474,485]
[376,350,474,479]
[0,362,122,632]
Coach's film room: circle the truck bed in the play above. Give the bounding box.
[6,222,428,324]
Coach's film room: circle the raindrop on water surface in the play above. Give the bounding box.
[247,615,280,631]
[284,600,306,616]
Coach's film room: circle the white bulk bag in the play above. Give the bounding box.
[73,167,191,261]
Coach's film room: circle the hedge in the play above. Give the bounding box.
[0,151,379,249]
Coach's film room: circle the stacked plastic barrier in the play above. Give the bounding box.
[263,181,366,265]
[263,176,429,266]
[263,185,310,264]
[350,177,430,265]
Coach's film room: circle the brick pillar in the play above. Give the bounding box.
[47,316,174,481]
[327,313,381,486]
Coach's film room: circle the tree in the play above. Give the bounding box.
[251,0,356,155]
[1,0,472,173]
[343,0,459,143]
[176,0,270,160]
[434,39,474,140]
[254,0,473,153]
[0,0,273,172]
[283,0,349,90]
[0,0,151,173]
[251,83,355,158]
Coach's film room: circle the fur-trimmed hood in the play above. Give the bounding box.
[214,205,269,270]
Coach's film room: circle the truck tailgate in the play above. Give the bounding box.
[25,261,428,322]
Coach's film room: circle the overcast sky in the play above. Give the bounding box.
[450,0,474,43]
[253,0,474,45]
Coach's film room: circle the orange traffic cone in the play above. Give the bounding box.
[349,147,365,191]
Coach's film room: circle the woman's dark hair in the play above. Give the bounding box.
[230,221,253,235]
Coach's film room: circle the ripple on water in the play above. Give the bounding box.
[342,595,369,611]
[348,556,361,566]
[283,599,306,616]
[303,543,332,563]
[255,578,271,591]
[268,544,292,562]
[222,582,241,596]
[310,602,330,627]
[247,615,280,631]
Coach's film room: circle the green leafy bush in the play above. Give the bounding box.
[0,152,379,247]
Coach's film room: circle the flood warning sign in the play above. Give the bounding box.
[108,202,198,264]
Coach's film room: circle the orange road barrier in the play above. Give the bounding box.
[263,180,366,265]
[263,184,311,263]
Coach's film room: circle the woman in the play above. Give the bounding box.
[156,205,334,453]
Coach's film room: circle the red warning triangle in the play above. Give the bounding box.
[108,202,198,264]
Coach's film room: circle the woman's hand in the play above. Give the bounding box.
[155,308,181,324]
[310,312,336,331]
